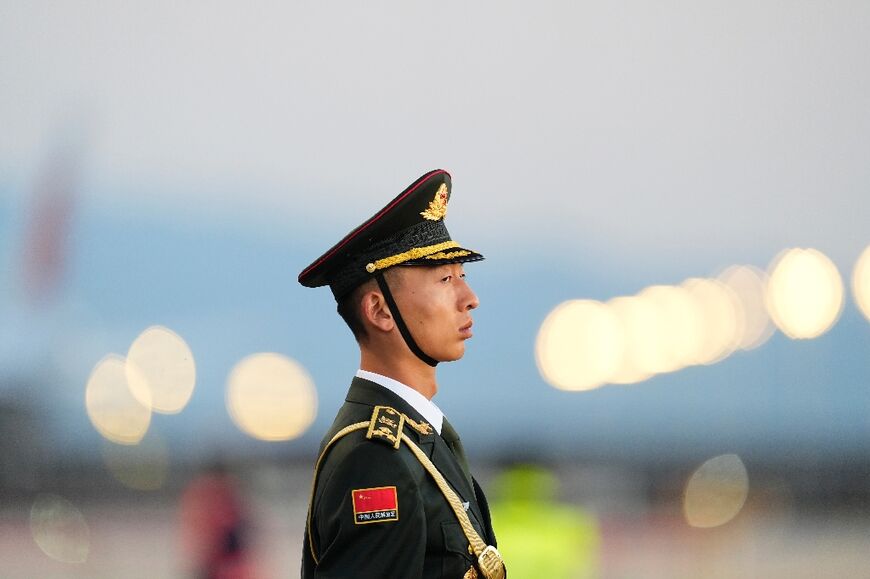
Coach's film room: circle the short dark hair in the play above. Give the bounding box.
[336,285,368,342]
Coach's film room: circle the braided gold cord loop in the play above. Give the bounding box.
[401,434,506,579]
[477,545,506,579]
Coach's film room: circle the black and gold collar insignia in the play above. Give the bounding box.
[404,414,434,436]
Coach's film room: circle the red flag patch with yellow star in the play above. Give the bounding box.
[352,486,399,524]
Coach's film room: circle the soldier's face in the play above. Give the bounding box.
[390,263,480,362]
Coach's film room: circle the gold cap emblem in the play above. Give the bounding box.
[420,183,448,221]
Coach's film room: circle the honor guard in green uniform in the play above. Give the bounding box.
[299,170,505,579]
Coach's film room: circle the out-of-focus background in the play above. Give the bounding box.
[2,1,870,577]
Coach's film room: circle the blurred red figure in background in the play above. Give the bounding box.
[179,462,256,579]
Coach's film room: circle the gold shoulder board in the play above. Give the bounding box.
[366,406,405,450]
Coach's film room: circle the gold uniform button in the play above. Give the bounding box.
[365,263,376,273]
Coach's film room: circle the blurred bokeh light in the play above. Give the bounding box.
[226,353,318,441]
[85,355,152,445]
[683,453,750,529]
[535,249,853,393]
[765,248,844,339]
[102,434,170,491]
[718,265,775,350]
[681,278,743,365]
[126,325,196,414]
[852,245,870,322]
[605,296,655,385]
[29,494,90,564]
[637,285,703,373]
[539,273,758,391]
[535,300,622,391]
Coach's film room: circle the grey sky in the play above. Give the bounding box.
[2,0,868,271]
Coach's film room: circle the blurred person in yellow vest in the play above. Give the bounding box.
[489,464,600,579]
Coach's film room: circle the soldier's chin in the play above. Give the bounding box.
[439,346,466,363]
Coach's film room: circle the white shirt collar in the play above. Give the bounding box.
[356,369,443,435]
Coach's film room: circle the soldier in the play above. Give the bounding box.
[299,170,504,579]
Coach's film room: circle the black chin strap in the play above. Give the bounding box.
[375,272,439,367]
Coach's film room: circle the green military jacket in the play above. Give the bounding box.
[302,377,498,578]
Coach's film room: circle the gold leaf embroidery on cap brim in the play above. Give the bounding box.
[423,250,472,261]
[420,183,449,221]
[366,241,460,273]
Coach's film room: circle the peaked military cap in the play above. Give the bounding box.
[298,169,484,299]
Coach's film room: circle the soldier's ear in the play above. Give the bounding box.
[361,289,394,333]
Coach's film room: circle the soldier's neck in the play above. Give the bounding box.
[360,348,438,400]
